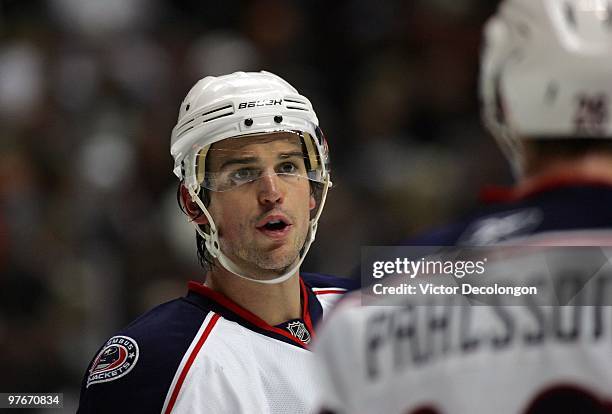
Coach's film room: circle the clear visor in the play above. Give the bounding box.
[195,131,327,192]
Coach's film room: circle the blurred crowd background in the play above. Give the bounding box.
[0,0,510,411]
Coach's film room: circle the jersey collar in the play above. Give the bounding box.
[185,276,320,349]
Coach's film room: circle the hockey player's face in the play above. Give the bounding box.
[206,133,315,277]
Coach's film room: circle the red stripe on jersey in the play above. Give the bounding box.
[188,280,310,349]
[300,278,315,344]
[314,289,347,295]
[164,313,220,414]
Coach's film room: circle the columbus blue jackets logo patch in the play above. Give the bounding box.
[86,335,139,387]
[287,321,311,344]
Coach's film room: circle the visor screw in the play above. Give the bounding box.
[244,118,253,127]
[274,115,283,123]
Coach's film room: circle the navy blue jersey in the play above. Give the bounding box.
[78,273,357,414]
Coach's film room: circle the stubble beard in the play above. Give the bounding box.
[228,222,308,278]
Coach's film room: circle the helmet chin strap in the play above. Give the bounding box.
[487,115,526,180]
[500,129,526,180]
[187,177,331,284]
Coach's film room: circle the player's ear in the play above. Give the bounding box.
[180,185,209,225]
[309,195,316,211]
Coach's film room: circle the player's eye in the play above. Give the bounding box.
[277,162,299,174]
[229,167,259,184]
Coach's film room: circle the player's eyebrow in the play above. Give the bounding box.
[218,156,258,171]
[278,151,304,159]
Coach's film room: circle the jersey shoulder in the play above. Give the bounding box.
[78,297,211,414]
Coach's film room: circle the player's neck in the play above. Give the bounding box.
[521,153,612,188]
[205,266,302,326]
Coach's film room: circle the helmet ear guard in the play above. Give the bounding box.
[480,14,530,177]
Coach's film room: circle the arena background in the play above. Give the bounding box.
[0,0,507,411]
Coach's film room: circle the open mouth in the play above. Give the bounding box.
[256,215,292,237]
[263,219,289,231]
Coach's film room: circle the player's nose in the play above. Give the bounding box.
[257,173,284,205]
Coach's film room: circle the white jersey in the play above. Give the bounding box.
[313,183,612,414]
[314,288,612,414]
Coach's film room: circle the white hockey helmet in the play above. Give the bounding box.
[170,71,332,284]
[480,0,612,176]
